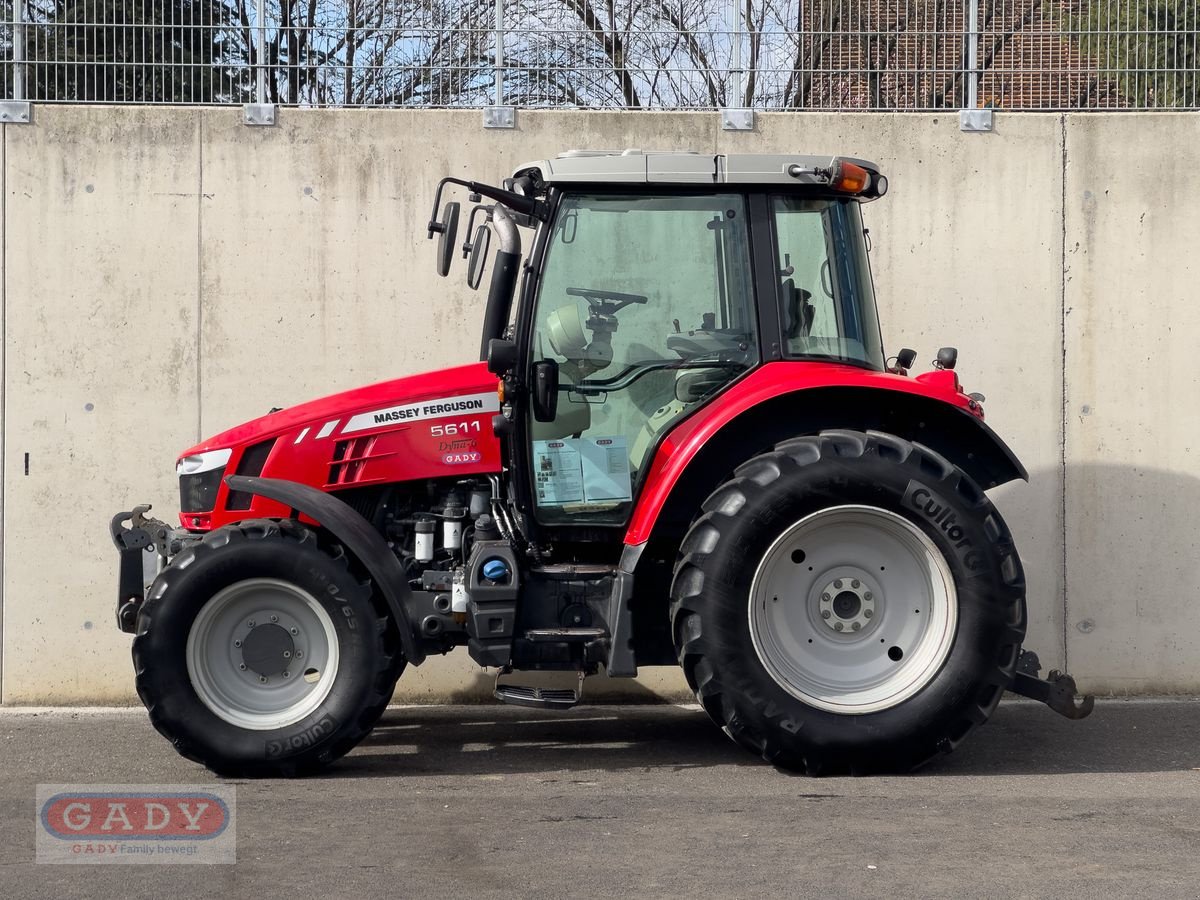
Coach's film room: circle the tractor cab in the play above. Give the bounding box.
[428,150,889,535]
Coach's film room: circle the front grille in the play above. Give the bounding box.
[180,468,224,513]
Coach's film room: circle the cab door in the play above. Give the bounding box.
[522,191,760,526]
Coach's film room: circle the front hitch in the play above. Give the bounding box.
[1008,650,1095,720]
[111,504,173,633]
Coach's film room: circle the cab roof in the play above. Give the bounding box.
[513,149,883,187]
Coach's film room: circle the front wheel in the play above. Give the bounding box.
[670,430,1026,774]
[133,519,400,777]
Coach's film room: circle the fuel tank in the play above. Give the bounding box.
[176,363,502,530]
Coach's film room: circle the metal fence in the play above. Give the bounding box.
[1,1,1196,110]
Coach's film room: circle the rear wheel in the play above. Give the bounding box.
[670,430,1026,774]
[133,519,400,777]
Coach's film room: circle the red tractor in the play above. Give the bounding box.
[113,151,1091,777]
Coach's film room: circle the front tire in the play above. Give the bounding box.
[670,430,1026,774]
[133,519,400,777]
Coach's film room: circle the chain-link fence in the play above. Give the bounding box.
[1,1,1196,110]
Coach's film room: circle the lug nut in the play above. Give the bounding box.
[295,650,303,659]
[852,579,860,588]
[864,609,874,619]
[247,620,256,628]
[852,622,861,631]
[834,580,843,589]
[864,592,873,601]
[233,639,242,648]
[283,671,291,678]
[270,615,279,623]
[834,622,844,631]
[258,676,267,684]
[821,610,831,619]
[238,663,247,670]
[283,651,292,659]
[821,593,831,602]
[290,627,299,635]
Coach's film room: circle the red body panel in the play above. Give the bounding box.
[623,361,976,546]
[181,363,502,529]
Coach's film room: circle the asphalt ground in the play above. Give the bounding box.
[1,699,1198,899]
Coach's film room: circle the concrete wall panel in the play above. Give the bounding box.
[1064,114,1200,691]
[1,106,1195,703]
[3,107,201,701]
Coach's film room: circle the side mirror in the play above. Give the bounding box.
[531,359,559,422]
[466,225,491,291]
[894,348,917,370]
[433,201,460,277]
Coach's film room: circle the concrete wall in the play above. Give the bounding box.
[0,106,1194,703]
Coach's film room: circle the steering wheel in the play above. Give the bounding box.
[566,287,649,315]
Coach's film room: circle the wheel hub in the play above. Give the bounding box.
[818,576,876,634]
[240,623,296,677]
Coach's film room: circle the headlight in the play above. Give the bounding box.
[177,449,232,513]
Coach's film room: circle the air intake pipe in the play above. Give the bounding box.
[479,205,522,360]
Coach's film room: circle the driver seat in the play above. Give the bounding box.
[782,278,815,339]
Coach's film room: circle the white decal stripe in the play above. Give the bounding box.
[294,427,310,444]
[342,391,501,435]
[316,420,339,439]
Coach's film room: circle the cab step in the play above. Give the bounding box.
[494,670,585,710]
[524,627,606,643]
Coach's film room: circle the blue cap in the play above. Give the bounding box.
[481,558,509,582]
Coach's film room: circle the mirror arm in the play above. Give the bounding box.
[427,176,546,239]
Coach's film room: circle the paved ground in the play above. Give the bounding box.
[1,700,1198,899]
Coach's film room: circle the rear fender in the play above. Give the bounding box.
[225,475,425,665]
[627,384,1027,548]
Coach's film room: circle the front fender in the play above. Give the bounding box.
[225,475,425,665]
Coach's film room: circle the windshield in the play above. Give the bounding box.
[772,197,884,369]
[528,192,757,524]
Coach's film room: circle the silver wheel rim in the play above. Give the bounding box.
[186,578,340,731]
[749,505,957,715]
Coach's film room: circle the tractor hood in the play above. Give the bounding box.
[176,362,503,530]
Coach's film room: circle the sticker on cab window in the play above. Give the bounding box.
[532,436,632,506]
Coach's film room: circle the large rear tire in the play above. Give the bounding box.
[133,518,400,777]
[670,430,1026,774]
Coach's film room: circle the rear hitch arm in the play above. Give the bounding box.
[1008,650,1095,720]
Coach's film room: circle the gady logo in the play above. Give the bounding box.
[36,785,236,864]
[40,792,230,840]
